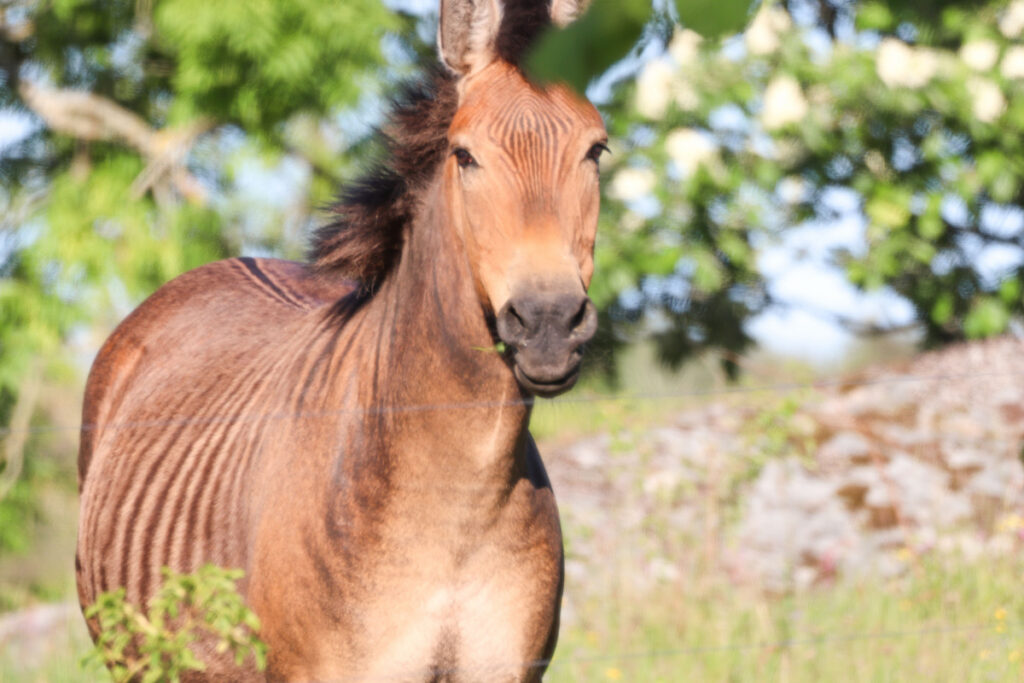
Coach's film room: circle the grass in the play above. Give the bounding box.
[550,554,1024,682]
[6,555,1021,681]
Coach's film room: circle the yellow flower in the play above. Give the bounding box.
[1010,650,1021,663]
[995,608,1007,621]
[606,667,623,680]
[980,649,992,661]
[997,514,1024,533]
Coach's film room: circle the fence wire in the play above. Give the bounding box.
[2,368,1022,439]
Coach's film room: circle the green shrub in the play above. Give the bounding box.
[83,565,266,682]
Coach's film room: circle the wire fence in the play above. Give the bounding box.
[3,367,1023,439]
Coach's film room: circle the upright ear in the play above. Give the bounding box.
[549,0,592,27]
[438,0,504,75]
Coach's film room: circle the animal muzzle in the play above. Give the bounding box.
[496,291,598,397]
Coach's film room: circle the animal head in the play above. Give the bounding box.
[439,0,606,397]
[313,0,606,398]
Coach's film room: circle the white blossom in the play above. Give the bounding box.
[609,167,657,202]
[960,39,1000,72]
[1002,46,1024,79]
[745,5,792,56]
[635,59,674,120]
[673,81,700,111]
[777,176,807,205]
[665,128,717,176]
[669,28,703,65]
[1001,1,1024,39]
[876,38,938,89]
[967,78,1007,123]
[761,75,808,130]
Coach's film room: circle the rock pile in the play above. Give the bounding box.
[544,337,1024,593]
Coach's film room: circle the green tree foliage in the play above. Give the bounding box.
[533,0,1024,374]
[0,0,400,558]
[83,565,266,682]
[0,0,398,394]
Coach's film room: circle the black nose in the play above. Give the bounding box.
[495,292,597,396]
[496,292,597,352]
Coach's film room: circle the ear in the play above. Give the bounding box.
[549,0,592,27]
[438,0,504,75]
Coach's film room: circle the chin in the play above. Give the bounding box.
[512,363,581,398]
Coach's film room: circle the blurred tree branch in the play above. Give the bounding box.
[17,81,212,203]
[0,365,39,504]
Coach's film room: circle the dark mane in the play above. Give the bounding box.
[309,0,554,290]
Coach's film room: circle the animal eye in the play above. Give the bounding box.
[586,142,610,164]
[453,147,477,168]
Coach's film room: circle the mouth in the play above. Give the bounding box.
[512,363,581,398]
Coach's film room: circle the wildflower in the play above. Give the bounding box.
[960,40,1000,72]
[876,38,938,89]
[609,167,657,202]
[995,607,1008,621]
[1002,47,1024,79]
[762,75,808,129]
[635,59,674,119]
[665,128,717,176]
[606,668,623,680]
[745,5,792,56]
[1010,650,1021,663]
[980,649,992,661]
[1001,1,1024,39]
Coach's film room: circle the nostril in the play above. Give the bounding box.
[507,304,525,330]
[497,302,529,346]
[568,298,598,342]
[569,299,588,332]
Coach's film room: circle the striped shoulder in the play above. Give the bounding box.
[223,257,356,311]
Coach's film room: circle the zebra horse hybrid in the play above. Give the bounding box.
[77,0,607,679]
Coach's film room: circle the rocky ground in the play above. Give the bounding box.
[545,336,1024,599]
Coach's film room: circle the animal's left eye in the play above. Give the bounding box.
[585,142,610,164]
[453,147,477,168]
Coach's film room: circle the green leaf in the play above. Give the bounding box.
[999,278,1021,304]
[964,298,1010,338]
[856,2,895,31]
[674,0,755,39]
[931,293,954,325]
[526,0,651,92]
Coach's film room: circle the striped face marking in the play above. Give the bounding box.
[446,61,607,316]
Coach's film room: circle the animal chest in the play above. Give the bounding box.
[263,483,563,682]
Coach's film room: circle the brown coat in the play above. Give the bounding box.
[77,1,605,680]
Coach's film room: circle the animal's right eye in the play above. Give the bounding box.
[453,148,477,168]
[585,142,610,165]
